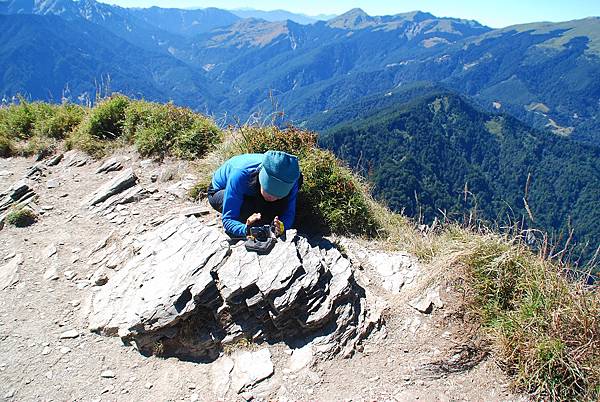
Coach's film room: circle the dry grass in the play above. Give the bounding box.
[400,224,600,401]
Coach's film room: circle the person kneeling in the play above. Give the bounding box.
[207,150,301,238]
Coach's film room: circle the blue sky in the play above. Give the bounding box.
[99,0,600,28]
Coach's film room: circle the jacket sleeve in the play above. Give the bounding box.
[279,180,299,231]
[221,170,248,238]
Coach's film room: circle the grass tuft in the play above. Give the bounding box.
[6,207,38,227]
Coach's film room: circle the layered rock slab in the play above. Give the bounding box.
[88,215,382,360]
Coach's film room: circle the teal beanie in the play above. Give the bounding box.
[259,150,300,198]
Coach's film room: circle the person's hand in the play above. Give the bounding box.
[246,213,261,227]
[273,216,284,236]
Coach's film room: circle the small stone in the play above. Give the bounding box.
[41,205,54,211]
[190,393,199,402]
[69,300,81,307]
[144,383,153,389]
[100,386,113,394]
[59,330,79,339]
[45,370,53,380]
[91,268,109,286]
[43,266,59,281]
[42,346,52,355]
[4,389,15,398]
[368,375,379,382]
[60,347,71,354]
[47,179,59,189]
[0,170,13,177]
[101,370,115,378]
[4,252,16,260]
[44,244,58,258]
[63,271,77,280]
[187,383,196,390]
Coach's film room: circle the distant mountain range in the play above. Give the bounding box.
[1,0,599,259]
[229,8,336,25]
[2,0,598,145]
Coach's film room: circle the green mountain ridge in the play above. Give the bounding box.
[320,91,600,261]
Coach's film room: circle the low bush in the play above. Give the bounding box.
[84,95,129,140]
[0,134,14,157]
[67,95,130,156]
[0,100,55,140]
[35,103,85,139]
[297,149,379,235]
[124,100,221,159]
[5,207,38,227]
[235,125,316,158]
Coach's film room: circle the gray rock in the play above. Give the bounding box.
[26,162,45,178]
[288,345,313,372]
[44,244,58,258]
[179,206,210,217]
[230,349,274,393]
[84,168,137,207]
[211,356,234,397]
[43,266,59,281]
[165,176,196,199]
[96,158,123,174]
[46,153,64,167]
[64,270,77,280]
[91,268,109,286]
[46,179,59,189]
[59,329,79,339]
[88,216,383,361]
[0,254,22,290]
[0,170,12,177]
[409,289,444,314]
[64,151,87,167]
[100,370,115,378]
[0,180,36,224]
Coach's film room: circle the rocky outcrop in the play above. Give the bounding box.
[83,168,138,207]
[0,179,37,227]
[95,157,123,174]
[88,215,384,361]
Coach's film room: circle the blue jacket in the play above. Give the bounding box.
[211,153,299,237]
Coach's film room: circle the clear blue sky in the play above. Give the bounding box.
[99,0,600,28]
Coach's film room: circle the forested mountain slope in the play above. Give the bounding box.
[320,93,600,259]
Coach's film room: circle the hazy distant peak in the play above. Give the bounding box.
[394,10,436,22]
[327,7,375,29]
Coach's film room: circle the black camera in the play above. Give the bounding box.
[249,225,272,241]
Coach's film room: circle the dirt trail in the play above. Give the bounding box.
[0,150,524,401]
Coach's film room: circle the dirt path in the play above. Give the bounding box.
[0,151,525,401]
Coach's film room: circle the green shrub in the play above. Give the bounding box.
[297,149,379,236]
[67,95,129,156]
[84,95,129,140]
[174,118,221,159]
[0,101,55,140]
[21,135,57,158]
[34,103,85,139]
[5,207,37,227]
[235,125,316,158]
[0,134,14,157]
[125,100,220,158]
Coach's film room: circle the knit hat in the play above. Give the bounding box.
[259,150,300,198]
